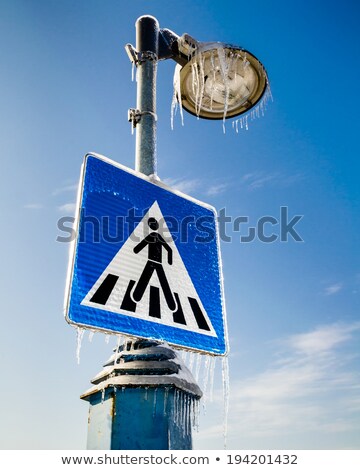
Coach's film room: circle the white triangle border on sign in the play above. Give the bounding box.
[80,200,217,338]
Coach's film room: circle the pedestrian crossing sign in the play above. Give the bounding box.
[65,153,228,355]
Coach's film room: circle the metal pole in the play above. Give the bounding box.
[80,16,201,450]
[135,15,159,176]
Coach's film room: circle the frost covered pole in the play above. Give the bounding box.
[131,15,159,176]
[126,15,184,174]
[81,15,202,451]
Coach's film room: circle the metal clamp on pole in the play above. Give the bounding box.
[128,108,158,128]
[128,108,141,128]
[125,45,158,66]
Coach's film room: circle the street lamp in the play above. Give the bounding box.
[125,15,268,175]
[176,39,268,120]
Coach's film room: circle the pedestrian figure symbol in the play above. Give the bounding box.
[132,217,176,312]
[81,201,216,337]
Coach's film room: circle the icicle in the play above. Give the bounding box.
[231,52,239,83]
[221,356,230,449]
[171,65,184,129]
[190,397,194,433]
[196,52,206,118]
[181,392,186,436]
[179,391,183,429]
[217,47,230,133]
[101,387,106,404]
[242,52,248,67]
[131,61,135,82]
[178,391,184,427]
[230,65,272,134]
[144,386,149,401]
[185,394,189,436]
[76,327,85,365]
[153,388,158,417]
[191,62,197,98]
[88,331,94,342]
[194,397,200,432]
[105,334,110,344]
[208,355,216,403]
[191,62,200,118]
[174,389,180,426]
[184,350,191,367]
[188,352,195,372]
[178,390,182,426]
[201,355,211,404]
[195,353,202,382]
[182,394,187,437]
[202,355,216,416]
[186,395,191,435]
[210,50,216,110]
[171,91,177,130]
[163,387,169,415]
[113,387,117,415]
[190,396,195,429]
[195,398,200,431]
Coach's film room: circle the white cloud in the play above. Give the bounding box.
[194,322,360,449]
[52,183,78,196]
[163,177,201,195]
[58,202,76,213]
[24,203,43,209]
[284,322,359,356]
[323,282,343,296]
[163,177,230,197]
[231,323,360,438]
[248,172,280,190]
[240,171,305,191]
[206,183,229,196]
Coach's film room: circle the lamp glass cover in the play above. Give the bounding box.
[179,45,267,120]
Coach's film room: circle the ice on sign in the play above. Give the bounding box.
[65,153,228,355]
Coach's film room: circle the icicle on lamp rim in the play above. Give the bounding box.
[178,42,268,120]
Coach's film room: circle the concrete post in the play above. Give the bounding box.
[81,340,202,449]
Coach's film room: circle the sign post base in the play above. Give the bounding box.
[81,340,202,450]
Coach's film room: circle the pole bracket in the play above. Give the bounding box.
[128,108,158,128]
[137,50,158,63]
[125,44,158,66]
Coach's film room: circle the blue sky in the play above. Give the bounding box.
[0,0,359,450]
